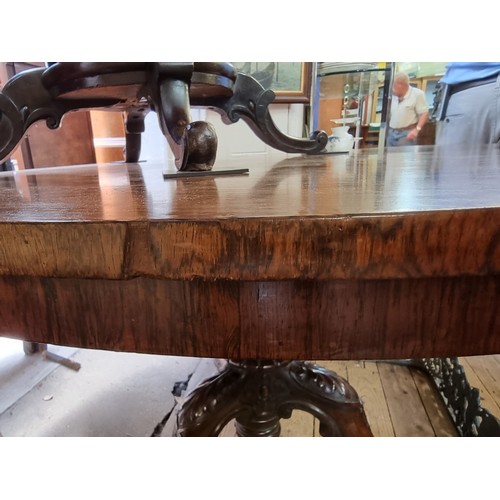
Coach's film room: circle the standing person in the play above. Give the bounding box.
[434,62,500,145]
[388,72,429,147]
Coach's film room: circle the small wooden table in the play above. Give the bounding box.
[0,145,499,436]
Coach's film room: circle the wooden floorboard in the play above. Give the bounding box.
[164,356,499,437]
[460,356,500,418]
[376,363,436,436]
[410,367,457,436]
[281,411,315,437]
[346,361,395,437]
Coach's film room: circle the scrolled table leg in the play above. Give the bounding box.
[213,73,328,155]
[173,361,247,437]
[287,362,373,437]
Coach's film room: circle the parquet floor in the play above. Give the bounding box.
[174,355,500,437]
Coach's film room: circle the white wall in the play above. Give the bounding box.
[139,104,306,166]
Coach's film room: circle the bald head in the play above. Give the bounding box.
[394,72,410,85]
[392,72,410,98]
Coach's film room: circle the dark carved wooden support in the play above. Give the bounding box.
[173,360,373,437]
[203,72,328,155]
[392,358,500,437]
[124,105,149,163]
[0,68,120,164]
[148,63,193,170]
[0,63,328,171]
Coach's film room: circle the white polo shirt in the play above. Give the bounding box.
[389,86,428,129]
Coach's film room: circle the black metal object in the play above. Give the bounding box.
[392,357,500,437]
[377,62,395,152]
[429,82,450,122]
[163,168,249,179]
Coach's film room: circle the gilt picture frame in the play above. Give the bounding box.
[232,62,313,103]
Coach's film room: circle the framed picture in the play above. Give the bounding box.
[232,62,313,103]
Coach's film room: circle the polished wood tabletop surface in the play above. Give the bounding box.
[0,145,499,361]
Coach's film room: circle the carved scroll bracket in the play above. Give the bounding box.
[0,67,120,164]
[210,73,328,155]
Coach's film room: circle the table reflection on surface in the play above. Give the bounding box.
[1,145,499,224]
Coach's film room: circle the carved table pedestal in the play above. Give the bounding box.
[175,360,372,437]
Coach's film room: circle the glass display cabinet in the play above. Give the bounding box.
[313,63,393,152]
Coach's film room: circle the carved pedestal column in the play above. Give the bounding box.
[173,360,373,437]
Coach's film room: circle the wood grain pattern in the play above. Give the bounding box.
[1,209,498,281]
[410,367,457,437]
[344,361,395,437]
[280,411,315,437]
[0,275,498,360]
[0,147,499,282]
[377,363,435,437]
[0,223,126,278]
[461,356,500,410]
[0,146,499,363]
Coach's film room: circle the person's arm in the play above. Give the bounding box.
[407,92,429,141]
[416,110,429,130]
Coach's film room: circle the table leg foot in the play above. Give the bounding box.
[23,341,47,355]
[183,121,217,171]
[174,360,372,437]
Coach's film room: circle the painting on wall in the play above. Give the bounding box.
[232,62,313,103]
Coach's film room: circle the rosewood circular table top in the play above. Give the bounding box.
[0,145,499,361]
